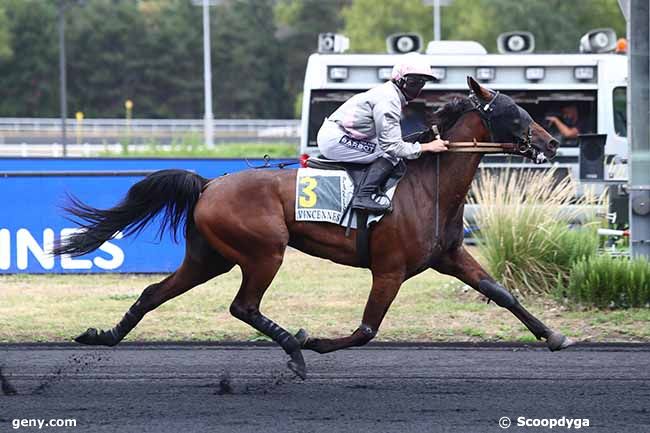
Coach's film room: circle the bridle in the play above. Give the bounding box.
[467,90,546,163]
[424,91,548,242]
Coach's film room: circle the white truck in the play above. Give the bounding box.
[299,32,628,182]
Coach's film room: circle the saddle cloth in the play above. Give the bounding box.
[294,167,399,229]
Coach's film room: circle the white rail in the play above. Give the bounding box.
[0,118,301,156]
[0,118,300,131]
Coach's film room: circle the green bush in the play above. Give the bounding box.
[561,256,650,308]
[479,222,598,296]
[468,167,605,297]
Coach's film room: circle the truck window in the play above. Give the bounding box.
[613,87,627,137]
[463,90,596,148]
[427,90,597,147]
[307,90,358,148]
[306,89,597,148]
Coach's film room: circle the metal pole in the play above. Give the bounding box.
[58,0,68,156]
[627,0,650,258]
[202,0,214,148]
[433,0,441,41]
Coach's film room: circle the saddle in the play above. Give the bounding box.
[307,156,370,181]
[305,155,406,209]
[304,155,406,267]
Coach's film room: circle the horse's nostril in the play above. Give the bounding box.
[548,139,559,150]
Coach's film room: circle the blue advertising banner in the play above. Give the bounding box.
[0,157,298,273]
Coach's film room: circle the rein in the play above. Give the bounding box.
[402,128,521,156]
[445,141,518,154]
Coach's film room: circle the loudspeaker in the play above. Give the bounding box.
[579,28,617,53]
[318,33,350,53]
[497,31,535,54]
[578,133,606,181]
[386,33,423,54]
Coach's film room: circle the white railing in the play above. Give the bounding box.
[0,118,301,156]
[0,117,300,136]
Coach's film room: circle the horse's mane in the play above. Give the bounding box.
[428,97,475,136]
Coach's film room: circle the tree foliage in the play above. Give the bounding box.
[464,0,627,53]
[0,5,11,60]
[0,0,629,118]
[341,0,433,53]
[342,0,626,53]
[0,0,58,116]
[276,0,347,115]
[66,1,147,117]
[213,0,291,118]
[0,0,292,118]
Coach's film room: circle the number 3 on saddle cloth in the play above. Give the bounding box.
[295,158,407,266]
[296,159,406,228]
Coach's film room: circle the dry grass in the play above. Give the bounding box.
[1,248,648,343]
[468,167,605,296]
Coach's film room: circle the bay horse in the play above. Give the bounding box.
[53,77,570,380]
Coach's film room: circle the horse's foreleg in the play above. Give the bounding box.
[298,273,404,354]
[75,251,234,347]
[435,247,573,351]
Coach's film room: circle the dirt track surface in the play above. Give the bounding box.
[1,343,649,433]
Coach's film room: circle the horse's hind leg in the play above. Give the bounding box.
[435,246,573,351]
[228,253,307,380]
[75,230,235,346]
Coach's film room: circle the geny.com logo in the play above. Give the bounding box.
[12,419,77,430]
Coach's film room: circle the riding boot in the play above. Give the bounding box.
[352,157,394,213]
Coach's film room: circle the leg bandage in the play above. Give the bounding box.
[251,313,300,354]
[358,323,377,339]
[478,279,517,308]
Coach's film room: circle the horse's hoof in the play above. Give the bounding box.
[75,328,100,345]
[0,367,18,396]
[546,332,575,351]
[295,328,310,348]
[287,360,307,380]
[75,328,117,346]
[287,351,307,380]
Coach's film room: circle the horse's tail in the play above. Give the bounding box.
[52,169,209,257]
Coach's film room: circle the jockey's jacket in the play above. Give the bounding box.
[327,81,422,160]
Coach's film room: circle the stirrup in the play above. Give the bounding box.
[352,196,391,213]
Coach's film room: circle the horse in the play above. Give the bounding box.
[53,77,570,380]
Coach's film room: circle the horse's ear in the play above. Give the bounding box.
[467,76,491,100]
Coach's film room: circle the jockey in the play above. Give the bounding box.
[317,52,449,213]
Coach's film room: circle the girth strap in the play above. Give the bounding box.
[435,153,440,241]
[356,213,370,268]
